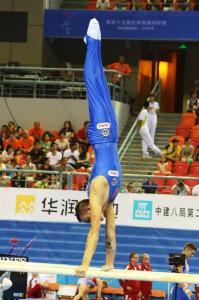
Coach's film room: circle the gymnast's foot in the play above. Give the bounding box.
[84,18,101,43]
[101,264,114,271]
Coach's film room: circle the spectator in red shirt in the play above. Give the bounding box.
[107,56,132,85]
[27,273,42,298]
[4,133,20,150]
[29,121,44,140]
[119,252,141,300]
[140,253,152,300]
[19,130,35,154]
[76,121,89,147]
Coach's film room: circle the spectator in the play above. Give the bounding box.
[171,179,190,195]
[63,142,79,170]
[76,121,89,147]
[13,149,25,166]
[140,253,152,300]
[76,145,92,171]
[119,252,141,300]
[27,273,42,298]
[163,138,181,163]
[96,0,110,9]
[153,155,172,175]
[142,174,158,194]
[127,182,144,193]
[192,184,199,196]
[21,155,36,185]
[40,132,51,154]
[0,125,9,140]
[30,141,45,167]
[11,169,26,188]
[0,172,10,187]
[34,175,49,189]
[107,55,131,85]
[194,145,199,161]
[28,121,44,140]
[181,137,194,164]
[6,159,20,178]
[4,133,20,150]
[54,157,68,186]
[147,93,160,144]
[48,174,59,189]
[2,145,14,164]
[39,157,53,173]
[46,142,62,166]
[7,121,16,135]
[15,126,24,140]
[55,130,70,152]
[60,121,75,142]
[20,130,35,154]
[0,156,6,171]
[186,90,199,121]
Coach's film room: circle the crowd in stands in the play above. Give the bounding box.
[0,120,94,190]
[88,0,198,11]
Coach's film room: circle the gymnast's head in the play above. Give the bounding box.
[75,199,91,223]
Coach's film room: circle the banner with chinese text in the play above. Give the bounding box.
[0,187,199,230]
[44,10,199,41]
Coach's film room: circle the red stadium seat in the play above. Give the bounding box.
[49,130,59,141]
[175,126,191,139]
[189,161,199,176]
[180,112,196,128]
[153,177,166,193]
[173,161,189,176]
[72,173,88,191]
[191,125,199,146]
[159,177,177,194]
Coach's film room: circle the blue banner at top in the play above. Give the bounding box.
[44,9,199,41]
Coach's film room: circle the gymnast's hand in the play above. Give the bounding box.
[75,265,88,277]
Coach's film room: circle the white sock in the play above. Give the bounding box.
[86,18,101,40]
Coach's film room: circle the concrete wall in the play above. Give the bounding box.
[0,98,129,134]
[0,0,44,66]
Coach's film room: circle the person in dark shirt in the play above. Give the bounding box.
[142,174,157,194]
[30,141,45,167]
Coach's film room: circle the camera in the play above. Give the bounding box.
[168,253,185,272]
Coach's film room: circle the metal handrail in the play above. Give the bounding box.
[118,116,139,161]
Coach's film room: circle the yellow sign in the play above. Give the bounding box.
[16,195,35,214]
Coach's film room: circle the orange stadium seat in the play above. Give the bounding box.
[173,161,189,176]
[175,125,190,138]
[180,112,196,128]
[191,125,199,146]
[189,161,199,176]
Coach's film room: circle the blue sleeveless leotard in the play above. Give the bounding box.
[84,34,121,203]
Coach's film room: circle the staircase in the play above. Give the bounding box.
[119,112,181,184]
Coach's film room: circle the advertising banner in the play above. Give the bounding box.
[0,187,199,230]
[44,10,199,41]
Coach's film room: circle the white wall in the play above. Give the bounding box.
[0,98,129,134]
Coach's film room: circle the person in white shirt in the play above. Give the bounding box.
[147,93,160,143]
[63,142,79,169]
[46,142,62,166]
[192,184,199,196]
[138,101,162,159]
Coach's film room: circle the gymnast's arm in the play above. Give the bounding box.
[76,176,109,276]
